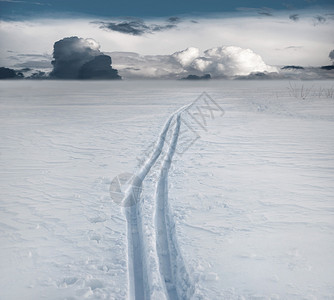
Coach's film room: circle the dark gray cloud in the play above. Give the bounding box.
[256,7,273,16]
[258,11,273,16]
[321,65,334,70]
[182,74,211,80]
[0,67,23,79]
[289,14,299,21]
[167,16,181,23]
[50,37,100,78]
[99,20,149,35]
[313,15,326,25]
[151,24,176,32]
[235,71,280,80]
[97,19,177,36]
[28,70,48,79]
[50,36,120,80]
[78,55,121,79]
[329,49,334,63]
[281,65,304,70]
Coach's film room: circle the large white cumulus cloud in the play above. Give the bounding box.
[172,47,200,67]
[188,46,278,77]
[111,45,278,79]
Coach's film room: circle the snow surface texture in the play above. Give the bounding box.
[0,80,334,299]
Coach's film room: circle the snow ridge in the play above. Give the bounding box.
[123,104,193,299]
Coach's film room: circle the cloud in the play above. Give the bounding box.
[189,46,278,77]
[98,20,149,36]
[258,12,273,16]
[109,51,182,79]
[258,10,273,16]
[236,67,334,80]
[313,15,326,25]
[14,60,52,68]
[0,66,23,79]
[274,45,303,52]
[97,19,177,36]
[167,17,181,23]
[284,46,303,50]
[182,74,211,80]
[289,14,299,21]
[281,65,304,70]
[1,11,333,69]
[329,49,334,63]
[171,47,200,67]
[9,53,52,69]
[78,54,120,79]
[110,46,278,79]
[50,36,120,79]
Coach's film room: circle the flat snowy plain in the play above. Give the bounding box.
[0,80,333,300]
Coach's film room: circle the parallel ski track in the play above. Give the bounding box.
[155,114,194,299]
[123,104,193,300]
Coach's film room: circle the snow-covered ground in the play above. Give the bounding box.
[0,80,333,299]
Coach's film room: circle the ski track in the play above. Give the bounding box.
[155,114,194,299]
[123,104,193,300]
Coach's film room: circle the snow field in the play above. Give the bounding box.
[1,80,333,299]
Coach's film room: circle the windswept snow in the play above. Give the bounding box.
[0,80,334,299]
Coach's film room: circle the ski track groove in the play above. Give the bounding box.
[123,104,193,300]
[155,114,194,300]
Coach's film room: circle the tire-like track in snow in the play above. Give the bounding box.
[123,105,193,300]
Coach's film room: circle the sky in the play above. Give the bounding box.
[0,0,333,18]
[0,0,333,79]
